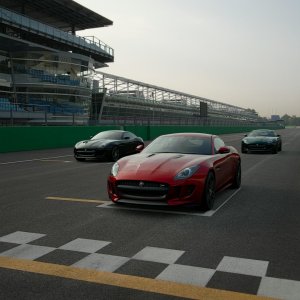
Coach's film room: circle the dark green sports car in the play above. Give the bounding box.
[241,129,282,154]
[74,130,144,162]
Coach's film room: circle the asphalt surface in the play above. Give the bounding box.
[0,127,299,300]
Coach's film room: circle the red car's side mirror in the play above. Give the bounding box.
[218,146,230,154]
[136,144,144,152]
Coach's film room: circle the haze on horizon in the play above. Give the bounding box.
[76,0,300,118]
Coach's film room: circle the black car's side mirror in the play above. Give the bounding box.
[277,134,281,137]
[244,134,247,137]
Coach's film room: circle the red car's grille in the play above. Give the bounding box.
[116,180,169,201]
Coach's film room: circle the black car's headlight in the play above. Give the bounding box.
[111,162,119,176]
[242,139,248,144]
[174,165,199,180]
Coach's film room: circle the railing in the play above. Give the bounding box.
[0,102,283,128]
[0,7,114,57]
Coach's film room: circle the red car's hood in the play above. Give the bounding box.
[117,153,212,180]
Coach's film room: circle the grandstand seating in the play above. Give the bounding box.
[0,98,24,112]
[28,98,84,115]
[0,97,85,117]
[13,64,81,87]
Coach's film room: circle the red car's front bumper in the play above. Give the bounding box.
[107,174,207,207]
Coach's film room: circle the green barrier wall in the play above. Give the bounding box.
[0,126,120,153]
[0,125,281,153]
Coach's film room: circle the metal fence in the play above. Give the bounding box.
[0,103,282,128]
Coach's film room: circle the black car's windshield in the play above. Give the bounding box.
[248,130,276,137]
[91,131,123,140]
[143,136,212,155]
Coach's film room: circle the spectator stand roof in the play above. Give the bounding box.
[0,0,113,32]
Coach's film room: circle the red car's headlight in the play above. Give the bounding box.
[174,165,200,180]
[111,162,119,176]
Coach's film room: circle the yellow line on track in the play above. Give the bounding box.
[46,196,107,204]
[0,257,275,300]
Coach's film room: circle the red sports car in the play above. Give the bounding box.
[107,133,241,210]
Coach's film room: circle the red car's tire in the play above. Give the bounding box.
[231,161,241,189]
[201,172,216,211]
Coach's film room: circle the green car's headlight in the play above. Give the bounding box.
[174,165,199,180]
[111,162,119,176]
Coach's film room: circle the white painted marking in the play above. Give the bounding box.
[99,203,212,216]
[0,231,45,244]
[210,188,241,215]
[59,238,110,253]
[40,160,72,163]
[0,155,73,165]
[133,246,184,264]
[98,189,241,217]
[217,256,269,277]
[0,244,55,260]
[72,253,130,272]
[157,264,215,287]
[258,277,300,300]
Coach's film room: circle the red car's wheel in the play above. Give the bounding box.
[201,172,216,211]
[231,162,241,189]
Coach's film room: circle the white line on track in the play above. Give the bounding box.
[210,188,241,215]
[99,202,213,216]
[0,155,73,165]
[98,188,241,217]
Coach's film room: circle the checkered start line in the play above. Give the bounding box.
[0,231,299,299]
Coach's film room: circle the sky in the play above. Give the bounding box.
[75,0,300,118]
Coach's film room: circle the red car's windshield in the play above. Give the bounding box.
[143,136,212,155]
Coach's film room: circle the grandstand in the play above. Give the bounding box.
[0,0,113,124]
[0,0,265,126]
[94,72,263,126]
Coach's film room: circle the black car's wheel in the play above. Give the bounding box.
[201,172,216,211]
[111,147,120,161]
[279,143,282,151]
[272,145,278,154]
[241,145,247,153]
[75,157,85,161]
[231,161,241,189]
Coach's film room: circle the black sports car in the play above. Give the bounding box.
[74,130,144,161]
[241,129,282,154]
